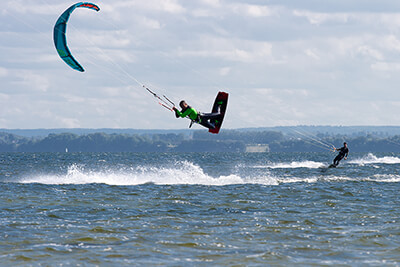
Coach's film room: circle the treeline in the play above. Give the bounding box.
[1,131,400,152]
[0,132,245,152]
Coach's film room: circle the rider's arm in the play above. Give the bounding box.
[174,107,194,118]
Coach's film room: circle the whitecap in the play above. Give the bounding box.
[17,161,279,186]
[266,161,325,169]
[349,153,400,165]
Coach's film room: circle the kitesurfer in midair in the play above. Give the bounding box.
[173,100,221,129]
[333,142,349,166]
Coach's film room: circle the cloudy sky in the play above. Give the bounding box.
[2,0,400,130]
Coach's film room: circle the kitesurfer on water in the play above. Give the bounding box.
[333,142,349,166]
[173,100,221,129]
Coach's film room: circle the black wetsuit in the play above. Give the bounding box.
[333,146,349,166]
[198,112,221,129]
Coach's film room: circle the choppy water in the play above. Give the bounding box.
[1,152,400,265]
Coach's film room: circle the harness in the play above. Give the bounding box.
[189,114,201,128]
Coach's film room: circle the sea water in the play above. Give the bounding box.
[0,152,399,265]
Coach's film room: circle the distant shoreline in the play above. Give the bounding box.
[1,125,400,137]
[1,127,400,153]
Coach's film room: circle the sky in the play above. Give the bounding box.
[2,0,400,130]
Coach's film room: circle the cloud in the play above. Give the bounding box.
[381,35,400,53]
[2,0,400,129]
[5,1,64,15]
[59,117,81,128]
[304,49,320,60]
[356,46,383,61]
[371,62,400,72]
[232,4,273,18]
[7,71,50,93]
[293,10,350,25]
[219,67,231,76]
[176,36,273,63]
[0,67,8,77]
[104,0,186,14]
[136,17,163,30]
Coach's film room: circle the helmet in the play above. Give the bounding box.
[179,100,186,109]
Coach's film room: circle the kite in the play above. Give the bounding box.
[53,2,100,72]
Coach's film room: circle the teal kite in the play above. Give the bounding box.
[53,2,100,72]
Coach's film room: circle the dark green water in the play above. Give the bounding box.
[0,152,399,265]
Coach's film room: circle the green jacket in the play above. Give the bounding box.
[175,106,198,121]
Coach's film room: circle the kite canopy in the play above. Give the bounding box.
[53,2,100,72]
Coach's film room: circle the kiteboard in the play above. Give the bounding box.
[209,91,229,134]
[320,163,337,173]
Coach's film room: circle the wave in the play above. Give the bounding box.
[17,161,279,186]
[265,161,326,169]
[279,174,400,183]
[349,153,400,165]
[14,157,400,186]
[370,174,400,182]
[323,174,400,183]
